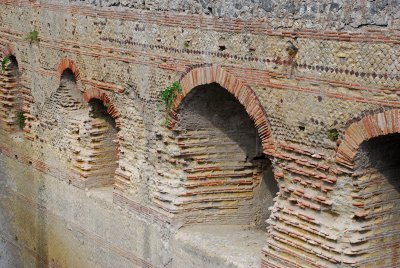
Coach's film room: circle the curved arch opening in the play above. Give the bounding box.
[56,68,82,110]
[82,99,118,188]
[0,55,22,131]
[172,83,278,267]
[176,82,278,228]
[8,55,18,74]
[353,133,400,266]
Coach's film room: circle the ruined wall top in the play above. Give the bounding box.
[66,0,400,30]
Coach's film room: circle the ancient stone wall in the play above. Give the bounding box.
[0,0,399,267]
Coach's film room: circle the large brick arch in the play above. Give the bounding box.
[57,58,82,88]
[336,109,400,168]
[82,88,121,129]
[169,65,276,156]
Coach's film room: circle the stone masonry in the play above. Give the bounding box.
[0,0,399,267]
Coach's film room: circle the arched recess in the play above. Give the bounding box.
[336,109,400,168]
[169,65,275,156]
[162,65,278,229]
[0,52,23,131]
[336,109,400,267]
[69,88,122,188]
[57,58,82,89]
[38,59,120,189]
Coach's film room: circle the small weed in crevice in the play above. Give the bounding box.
[286,41,298,59]
[16,110,26,130]
[161,81,182,125]
[25,30,39,43]
[328,129,339,142]
[1,55,10,72]
[184,40,190,48]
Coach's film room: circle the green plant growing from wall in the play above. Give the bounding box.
[25,30,39,43]
[184,40,190,48]
[16,110,26,130]
[328,129,339,142]
[1,55,10,72]
[161,81,182,125]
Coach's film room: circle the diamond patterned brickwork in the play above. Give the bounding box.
[295,39,400,90]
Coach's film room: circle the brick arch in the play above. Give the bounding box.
[336,109,400,168]
[57,58,82,88]
[1,45,22,73]
[169,65,275,156]
[82,88,121,129]
[1,45,13,56]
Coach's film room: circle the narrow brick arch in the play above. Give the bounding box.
[1,45,22,73]
[57,58,82,88]
[0,45,26,132]
[82,88,121,129]
[169,65,275,156]
[336,109,400,168]
[1,45,13,56]
[1,44,14,59]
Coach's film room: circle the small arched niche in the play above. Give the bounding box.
[353,133,400,267]
[0,55,23,131]
[68,97,119,189]
[80,98,119,188]
[55,68,83,111]
[41,65,119,189]
[175,83,279,228]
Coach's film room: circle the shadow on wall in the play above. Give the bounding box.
[355,133,400,193]
[60,69,81,102]
[0,55,23,131]
[38,68,119,189]
[354,133,400,267]
[176,82,278,230]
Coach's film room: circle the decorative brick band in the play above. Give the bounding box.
[82,87,121,129]
[336,109,400,168]
[57,58,82,88]
[169,64,275,155]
